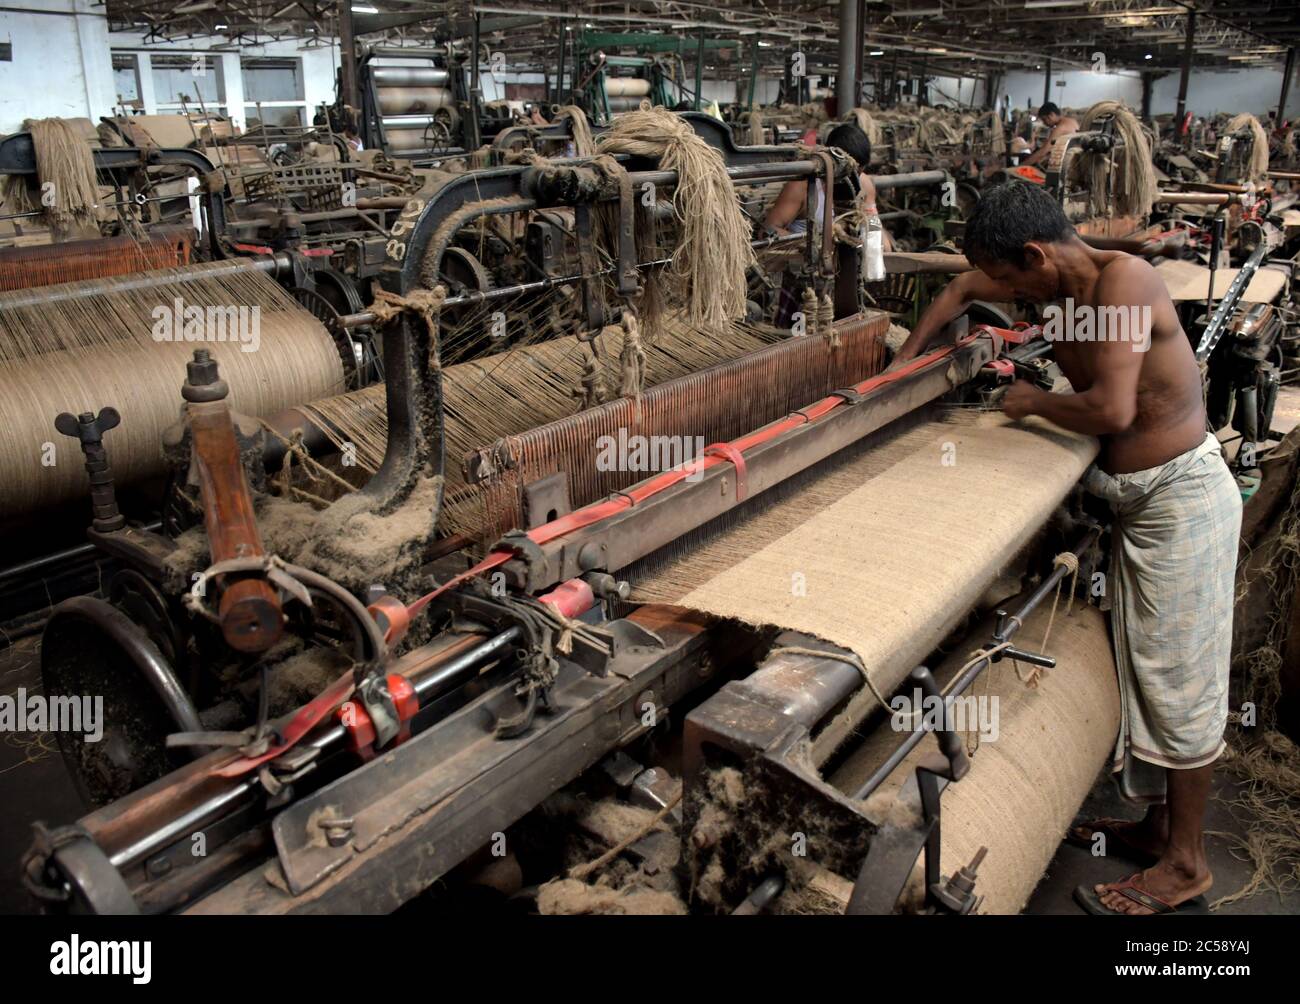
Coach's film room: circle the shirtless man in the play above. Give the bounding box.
[893,182,1242,916]
[1022,101,1079,168]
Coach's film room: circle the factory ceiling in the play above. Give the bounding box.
[104,1,1300,79]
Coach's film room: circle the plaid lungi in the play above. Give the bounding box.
[1084,431,1242,803]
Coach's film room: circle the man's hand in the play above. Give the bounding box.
[1001,380,1041,420]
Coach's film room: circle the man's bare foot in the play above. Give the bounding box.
[1069,817,1167,860]
[1093,859,1212,915]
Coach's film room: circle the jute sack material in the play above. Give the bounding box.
[636,410,1098,762]
[891,601,1121,914]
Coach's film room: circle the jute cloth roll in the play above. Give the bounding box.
[891,602,1121,914]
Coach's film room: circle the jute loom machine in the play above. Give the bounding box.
[16,112,1102,917]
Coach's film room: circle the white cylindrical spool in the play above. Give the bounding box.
[605,77,652,98]
[376,86,455,115]
[371,66,451,88]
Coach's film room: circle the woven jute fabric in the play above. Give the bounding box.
[639,411,1098,723]
[886,602,1121,914]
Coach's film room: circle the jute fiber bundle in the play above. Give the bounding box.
[596,107,758,332]
[555,105,597,157]
[634,409,1097,760]
[864,601,1120,914]
[0,265,345,517]
[1077,101,1158,219]
[0,117,102,234]
[1224,113,1270,182]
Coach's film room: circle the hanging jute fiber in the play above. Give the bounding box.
[1076,101,1158,219]
[0,117,102,235]
[555,105,597,157]
[595,107,757,333]
[1224,113,1271,183]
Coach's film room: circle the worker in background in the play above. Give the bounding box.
[762,123,891,326]
[343,125,364,153]
[1021,101,1079,167]
[892,182,1241,916]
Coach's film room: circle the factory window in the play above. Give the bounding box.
[112,54,141,110]
[242,57,307,130]
[152,54,227,116]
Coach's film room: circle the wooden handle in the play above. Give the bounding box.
[189,401,284,654]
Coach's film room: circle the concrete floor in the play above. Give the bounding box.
[1026,770,1299,915]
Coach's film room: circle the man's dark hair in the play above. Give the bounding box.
[963,181,1075,267]
[1038,101,1060,118]
[826,122,872,168]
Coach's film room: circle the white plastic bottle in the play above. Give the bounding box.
[862,203,886,282]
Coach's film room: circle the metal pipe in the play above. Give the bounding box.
[732,874,785,915]
[1175,11,1195,136]
[0,522,162,585]
[874,169,948,191]
[339,0,359,112]
[836,0,859,117]
[106,626,521,871]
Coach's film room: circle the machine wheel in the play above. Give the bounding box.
[42,597,202,808]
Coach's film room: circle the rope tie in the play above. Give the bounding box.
[368,285,448,372]
[619,310,647,403]
[819,293,837,347]
[801,285,819,339]
[768,644,898,717]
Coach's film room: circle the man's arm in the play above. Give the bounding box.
[763,178,810,233]
[1002,259,1152,432]
[891,269,1017,365]
[1022,121,1069,167]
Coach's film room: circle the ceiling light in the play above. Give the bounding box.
[215,23,227,29]
[351,5,378,13]
[870,50,885,56]
[1144,53,1152,59]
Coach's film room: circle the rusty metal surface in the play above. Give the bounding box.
[0,228,193,291]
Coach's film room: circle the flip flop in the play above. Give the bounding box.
[1074,874,1209,916]
[1065,818,1160,866]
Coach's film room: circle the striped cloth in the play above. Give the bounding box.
[1084,432,1242,802]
